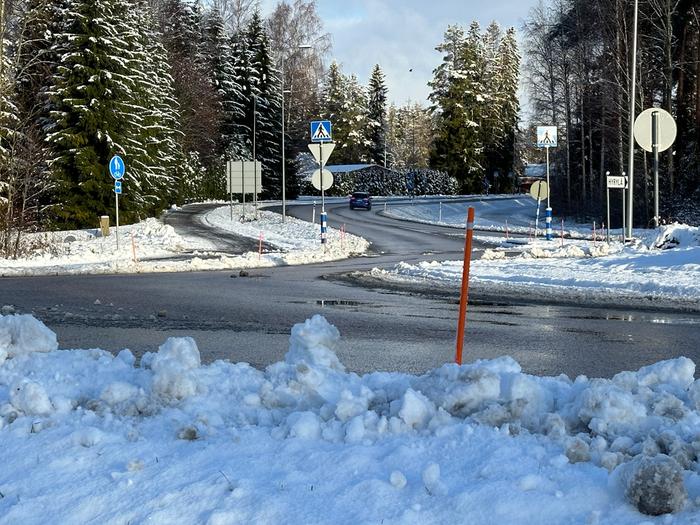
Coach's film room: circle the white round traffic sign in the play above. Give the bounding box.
[633,108,676,153]
[529,180,549,201]
[311,169,333,191]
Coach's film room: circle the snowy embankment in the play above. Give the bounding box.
[0,205,368,276]
[376,200,700,310]
[1,314,700,523]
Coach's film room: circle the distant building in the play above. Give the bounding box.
[518,164,547,193]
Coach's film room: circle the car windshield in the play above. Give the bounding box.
[352,192,369,199]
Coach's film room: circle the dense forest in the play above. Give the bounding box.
[523,0,699,225]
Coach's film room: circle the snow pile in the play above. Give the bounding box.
[1,313,700,522]
[0,205,369,276]
[372,234,700,308]
[0,314,57,363]
[649,223,700,250]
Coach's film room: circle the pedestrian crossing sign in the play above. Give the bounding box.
[536,126,557,148]
[310,120,332,143]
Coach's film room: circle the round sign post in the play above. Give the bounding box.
[633,108,676,228]
[109,155,125,251]
[529,181,549,238]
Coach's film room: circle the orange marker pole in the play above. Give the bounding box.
[455,207,475,365]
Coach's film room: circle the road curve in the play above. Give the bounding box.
[3,198,699,378]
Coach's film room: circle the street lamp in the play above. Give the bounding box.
[281,44,312,223]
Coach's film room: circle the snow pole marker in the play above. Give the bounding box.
[545,207,553,240]
[258,232,263,260]
[455,207,475,366]
[561,219,565,248]
[312,201,316,225]
[131,232,138,264]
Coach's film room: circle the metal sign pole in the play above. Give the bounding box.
[545,145,552,241]
[228,161,233,221]
[652,110,659,228]
[626,0,639,240]
[320,142,326,245]
[241,161,246,221]
[606,186,610,244]
[115,191,120,251]
[622,172,626,242]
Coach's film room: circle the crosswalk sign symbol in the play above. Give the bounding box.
[536,126,558,148]
[310,120,332,143]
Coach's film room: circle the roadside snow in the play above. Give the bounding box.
[0,314,699,523]
[0,205,369,277]
[375,200,700,310]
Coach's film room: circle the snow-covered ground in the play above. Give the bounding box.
[383,196,627,239]
[1,313,699,523]
[377,199,700,311]
[0,204,369,276]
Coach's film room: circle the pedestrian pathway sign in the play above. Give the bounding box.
[310,120,332,143]
[536,126,557,148]
[109,155,125,179]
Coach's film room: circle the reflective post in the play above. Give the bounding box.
[455,207,475,365]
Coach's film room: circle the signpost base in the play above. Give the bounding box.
[545,207,552,240]
[320,212,327,244]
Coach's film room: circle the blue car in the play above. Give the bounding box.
[349,191,372,210]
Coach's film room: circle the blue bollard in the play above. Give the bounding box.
[545,207,553,241]
[321,212,327,244]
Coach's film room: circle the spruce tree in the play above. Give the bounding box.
[366,64,387,165]
[202,9,245,160]
[243,11,282,199]
[46,0,140,227]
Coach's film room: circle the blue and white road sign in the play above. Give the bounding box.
[310,120,332,143]
[109,155,125,180]
[536,126,557,148]
[114,180,122,194]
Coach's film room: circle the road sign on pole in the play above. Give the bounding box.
[109,155,125,180]
[311,169,333,190]
[308,142,335,167]
[529,180,549,238]
[310,120,332,143]
[606,175,628,189]
[108,155,125,250]
[536,126,557,148]
[634,107,677,228]
[536,127,556,239]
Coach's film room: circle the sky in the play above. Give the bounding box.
[262,0,537,105]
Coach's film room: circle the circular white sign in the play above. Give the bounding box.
[529,180,549,201]
[633,108,676,153]
[311,169,333,191]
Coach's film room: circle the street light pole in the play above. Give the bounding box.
[280,44,311,223]
[626,0,639,240]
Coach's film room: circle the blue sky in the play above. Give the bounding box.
[261,0,536,105]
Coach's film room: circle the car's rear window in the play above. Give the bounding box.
[352,192,369,198]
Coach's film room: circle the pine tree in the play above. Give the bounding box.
[493,27,520,191]
[321,62,369,164]
[366,64,387,165]
[429,24,486,192]
[243,11,282,199]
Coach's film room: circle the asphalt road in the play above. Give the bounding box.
[2,199,699,378]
